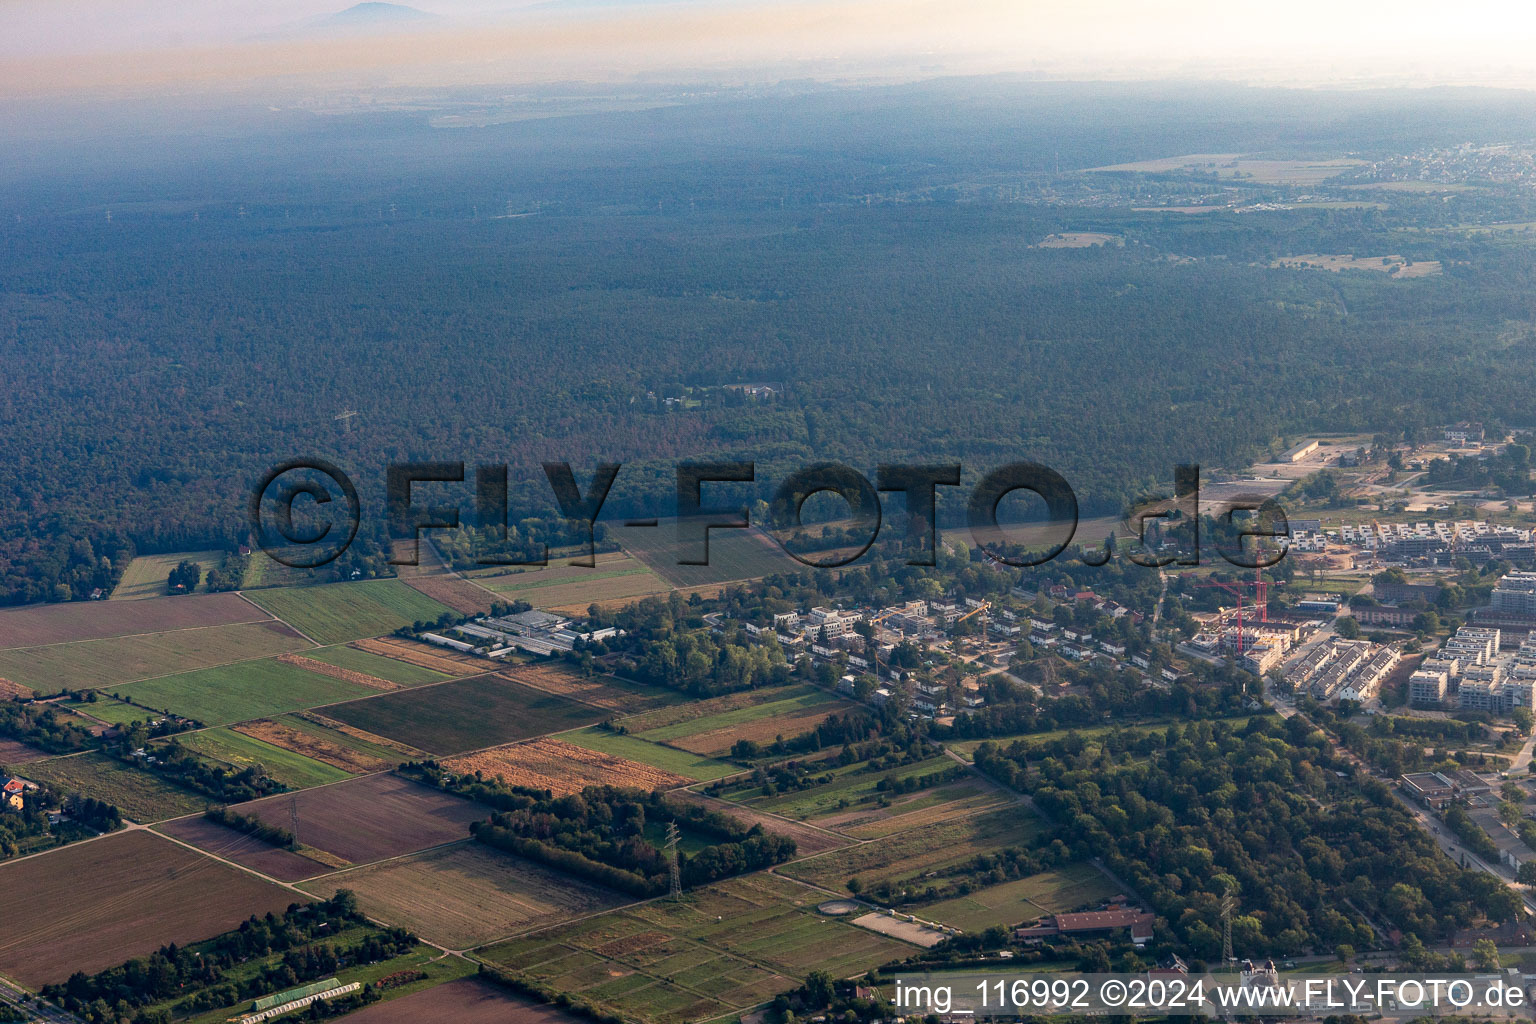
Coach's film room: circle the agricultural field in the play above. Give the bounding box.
[155,814,336,882]
[498,662,680,713]
[235,713,426,773]
[558,727,739,782]
[115,657,377,726]
[668,791,850,857]
[175,727,354,789]
[300,842,624,949]
[609,520,797,589]
[840,779,1012,839]
[0,619,310,691]
[61,696,165,726]
[403,575,500,615]
[0,829,297,987]
[230,772,486,865]
[635,689,854,755]
[322,675,601,755]
[24,751,206,822]
[780,806,1044,894]
[1088,152,1364,184]
[445,735,689,795]
[277,652,400,691]
[0,737,49,765]
[338,977,578,1024]
[480,873,913,1024]
[245,579,454,645]
[616,685,810,734]
[471,555,670,610]
[0,677,35,699]
[916,865,1122,932]
[0,591,265,648]
[304,644,454,686]
[1272,253,1442,276]
[352,635,487,674]
[110,549,225,599]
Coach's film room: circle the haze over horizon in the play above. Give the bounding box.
[9,0,1536,101]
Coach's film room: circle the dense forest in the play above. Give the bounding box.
[6,82,1536,602]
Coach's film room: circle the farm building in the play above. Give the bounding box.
[3,777,26,811]
[1014,908,1155,945]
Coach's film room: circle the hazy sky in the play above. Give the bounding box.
[7,0,1536,97]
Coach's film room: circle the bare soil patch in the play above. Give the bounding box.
[279,652,398,691]
[444,735,687,794]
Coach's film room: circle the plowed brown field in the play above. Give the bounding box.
[235,718,394,773]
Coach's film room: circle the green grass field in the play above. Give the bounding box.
[321,675,601,755]
[916,865,1122,931]
[303,644,452,686]
[269,712,418,765]
[0,621,311,691]
[245,580,454,645]
[110,550,225,600]
[634,689,839,745]
[175,727,353,789]
[780,806,1044,893]
[62,697,165,726]
[25,751,206,822]
[558,726,740,781]
[115,658,377,727]
[480,873,911,1024]
[714,754,960,821]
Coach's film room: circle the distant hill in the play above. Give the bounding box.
[310,3,437,31]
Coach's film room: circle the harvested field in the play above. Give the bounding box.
[322,675,601,756]
[231,773,486,865]
[475,557,671,609]
[0,619,311,691]
[176,727,353,789]
[246,580,455,645]
[116,656,376,726]
[609,519,797,589]
[0,677,36,699]
[669,791,850,857]
[0,830,298,987]
[110,550,224,600]
[636,690,852,755]
[0,737,49,765]
[279,651,399,691]
[300,842,623,948]
[354,636,486,674]
[1272,253,1442,276]
[498,663,679,713]
[155,814,333,882]
[234,716,418,773]
[306,644,452,686]
[335,977,579,1024]
[558,727,739,782]
[25,751,206,822]
[780,807,1044,893]
[403,576,499,615]
[1034,231,1120,248]
[444,736,688,795]
[0,591,266,649]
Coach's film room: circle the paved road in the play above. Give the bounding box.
[0,975,78,1024]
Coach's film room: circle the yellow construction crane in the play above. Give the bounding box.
[954,600,991,641]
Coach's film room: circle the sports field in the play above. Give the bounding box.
[24,751,206,822]
[304,644,454,686]
[480,873,912,1024]
[246,580,455,645]
[110,549,225,600]
[558,727,739,782]
[780,807,1044,893]
[300,842,623,949]
[177,727,354,789]
[0,619,311,690]
[0,830,298,987]
[322,675,601,755]
[116,657,378,726]
[917,864,1122,931]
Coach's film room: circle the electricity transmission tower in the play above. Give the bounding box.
[1219,892,1236,963]
[664,822,681,899]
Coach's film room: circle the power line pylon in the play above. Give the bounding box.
[664,822,681,899]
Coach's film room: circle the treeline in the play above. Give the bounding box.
[974,715,1521,957]
[205,805,297,850]
[0,701,97,755]
[477,965,626,1024]
[432,521,619,571]
[104,738,285,804]
[443,781,795,897]
[42,894,401,1024]
[1443,804,1501,864]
